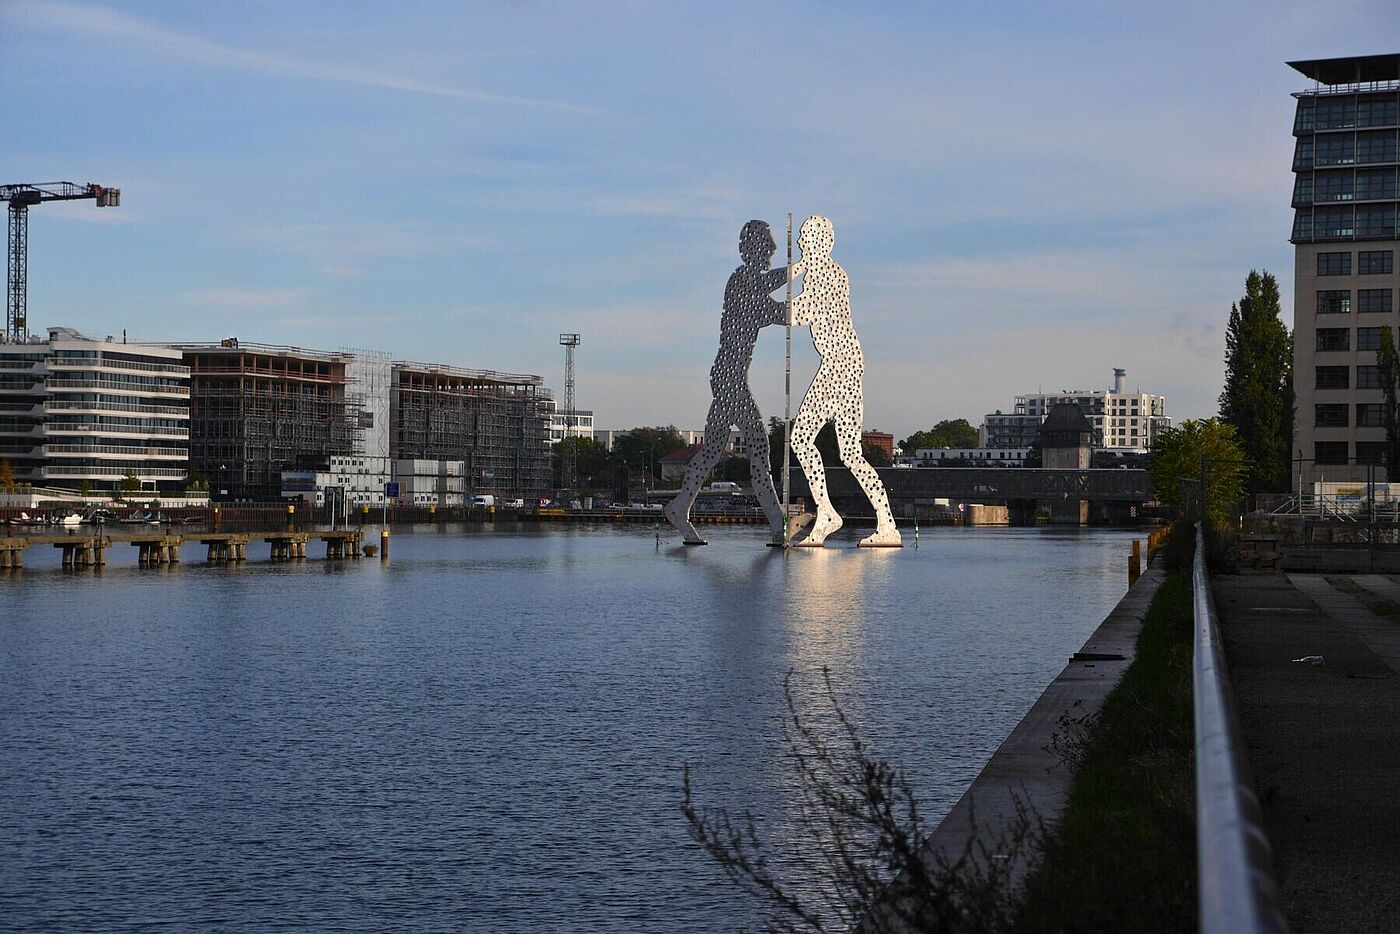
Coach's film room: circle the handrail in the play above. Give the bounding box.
[1192,523,1289,934]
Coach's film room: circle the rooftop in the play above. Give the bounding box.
[1288,53,1400,86]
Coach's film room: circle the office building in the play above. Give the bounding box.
[1289,53,1400,482]
[0,327,190,492]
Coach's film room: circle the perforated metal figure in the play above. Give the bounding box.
[789,215,901,547]
[664,220,788,545]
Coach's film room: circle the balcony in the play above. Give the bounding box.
[45,399,190,417]
[45,378,190,396]
[40,465,188,480]
[43,444,188,459]
[49,357,190,377]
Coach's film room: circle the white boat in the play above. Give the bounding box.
[55,513,82,528]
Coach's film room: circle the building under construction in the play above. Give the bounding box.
[178,340,358,500]
[390,362,551,498]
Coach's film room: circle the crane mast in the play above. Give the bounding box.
[3,182,121,343]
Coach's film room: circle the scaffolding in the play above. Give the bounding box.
[178,342,357,500]
[390,361,551,498]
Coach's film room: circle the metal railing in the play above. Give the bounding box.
[1192,523,1289,934]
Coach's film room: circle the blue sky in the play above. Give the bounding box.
[3,1,1396,438]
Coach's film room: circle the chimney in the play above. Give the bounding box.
[1113,368,1126,395]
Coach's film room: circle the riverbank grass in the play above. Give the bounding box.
[1014,573,1196,934]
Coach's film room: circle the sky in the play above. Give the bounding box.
[2,0,1397,440]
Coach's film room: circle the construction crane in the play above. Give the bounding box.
[3,182,121,343]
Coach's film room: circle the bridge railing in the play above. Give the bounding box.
[1192,523,1289,934]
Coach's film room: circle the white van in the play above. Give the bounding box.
[472,494,496,508]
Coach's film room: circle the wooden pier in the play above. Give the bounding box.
[0,528,364,571]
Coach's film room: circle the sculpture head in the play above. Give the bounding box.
[738,220,776,266]
[798,215,834,258]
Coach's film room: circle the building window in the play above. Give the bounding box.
[1314,99,1357,130]
[1356,131,1398,165]
[1315,442,1349,465]
[1317,251,1352,276]
[1315,136,1355,167]
[1358,289,1394,314]
[1294,100,1315,133]
[1358,403,1387,427]
[1356,205,1397,240]
[1315,404,1349,427]
[1360,250,1394,275]
[1293,210,1314,240]
[1358,327,1384,351]
[1358,365,1383,388]
[1357,441,1390,465]
[1314,171,1353,203]
[1317,290,1351,314]
[1356,169,1397,202]
[1316,328,1351,352]
[1293,138,1314,170]
[1316,366,1350,389]
[1314,206,1354,239]
[1357,96,1399,128]
[1292,175,1314,206]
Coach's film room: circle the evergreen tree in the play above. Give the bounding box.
[1377,327,1400,473]
[1219,270,1293,492]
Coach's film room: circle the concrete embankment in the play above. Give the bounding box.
[914,562,1166,886]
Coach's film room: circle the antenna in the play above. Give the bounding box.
[559,333,581,493]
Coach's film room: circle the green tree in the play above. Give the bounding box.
[1219,270,1293,492]
[0,458,14,491]
[1377,327,1400,472]
[118,470,141,492]
[768,418,840,478]
[553,436,611,490]
[611,426,687,484]
[1150,418,1247,528]
[900,418,979,454]
[862,440,892,468]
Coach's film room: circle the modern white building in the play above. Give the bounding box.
[345,348,392,501]
[0,327,190,491]
[981,369,1170,454]
[542,398,594,445]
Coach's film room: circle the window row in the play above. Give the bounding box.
[1316,364,1386,389]
[1315,326,1393,352]
[1318,250,1395,275]
[1314,441,1391,465]
[1315,403,1391,426]
[1293,169,1400,206]
[1293,131,1400,170]
[1317,289,1394,314]
[1295,205,1399,241]
[1296,95,1400,132]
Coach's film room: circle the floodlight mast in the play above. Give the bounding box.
[559,333,582,494]
[3,182,121,343]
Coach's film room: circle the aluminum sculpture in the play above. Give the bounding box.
[788,216,901,547]
[663,220,789,545]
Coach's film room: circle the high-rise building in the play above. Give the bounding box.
[0,327,190,492]
[1289,54,1400,483]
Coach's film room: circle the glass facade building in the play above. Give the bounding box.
[1290,54,1400,481]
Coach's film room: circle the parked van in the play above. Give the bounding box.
[708,481,741,493]
[472,494,496,508]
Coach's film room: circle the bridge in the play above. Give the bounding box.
[791,467,1153,522]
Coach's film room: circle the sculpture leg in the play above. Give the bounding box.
[738,401,784,542]
[663,409,732,544]
[835,407,902,547]
[791,402,841,546]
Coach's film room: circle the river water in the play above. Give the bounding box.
[0,523,1137,932]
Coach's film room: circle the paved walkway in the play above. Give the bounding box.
[1212,573,1400,933]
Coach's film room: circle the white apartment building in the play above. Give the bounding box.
[392,458,466,506]
[542,398,594,445]
[0,327,190,491]
[981,369,1170,454]
[281,455,394,509]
